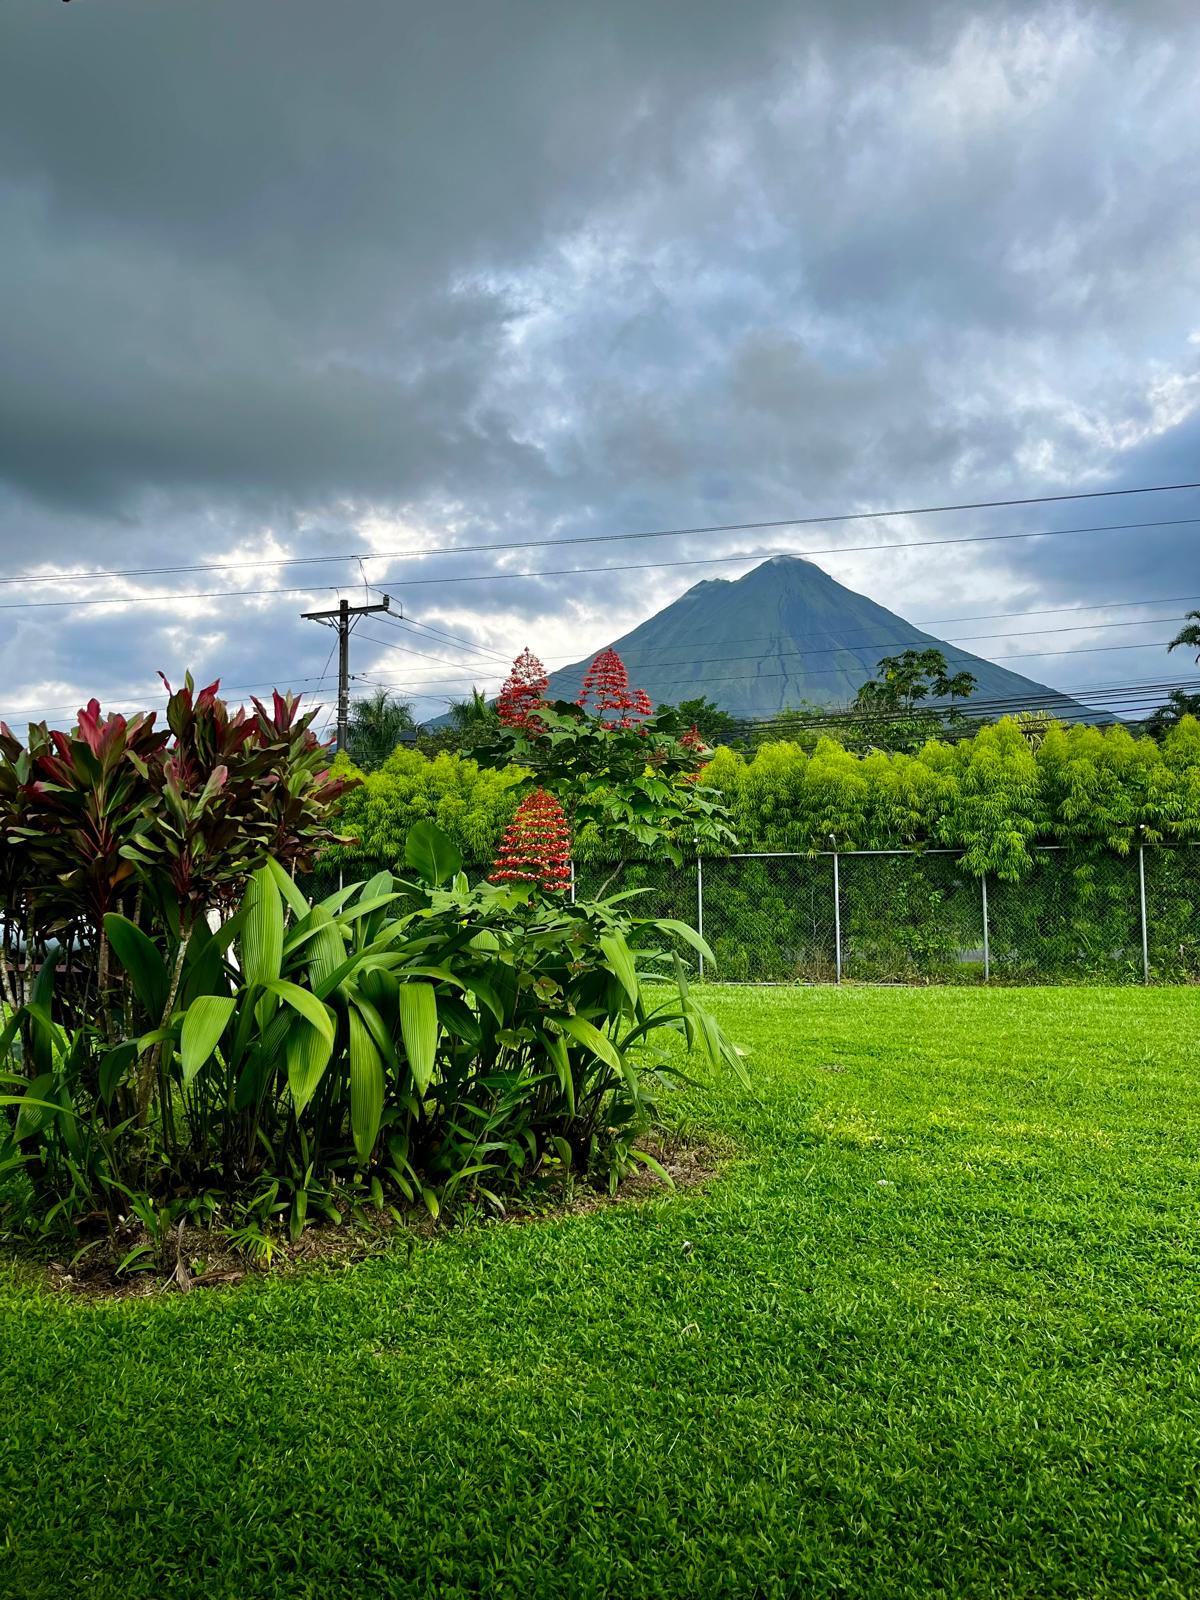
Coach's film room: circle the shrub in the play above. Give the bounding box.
[470,647,736,864]
[1,824,745,1242]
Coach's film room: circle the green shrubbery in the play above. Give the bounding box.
[326,716,1200,874]
[0,661,744,1254]
[2,827,740,1251]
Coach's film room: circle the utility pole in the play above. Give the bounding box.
[301,594,390,753]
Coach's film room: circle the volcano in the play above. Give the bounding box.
[540,555,1090,719]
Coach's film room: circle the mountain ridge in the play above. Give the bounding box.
[535,556,1091,720]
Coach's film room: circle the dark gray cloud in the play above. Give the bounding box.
[0,0,1198,727]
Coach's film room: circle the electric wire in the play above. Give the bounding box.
[1,479,1198,589]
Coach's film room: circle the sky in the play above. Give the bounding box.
[1,0,1199,734]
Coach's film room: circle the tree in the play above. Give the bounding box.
[447,688,498,733]
[470,646,735,864]
[1167,610,1200,663]
[1145,688,1200,741]
[345,689,415,768]
[854,648,977,715]
[656,696,741,746]
[845,648,977,753]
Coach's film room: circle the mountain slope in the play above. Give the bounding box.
[540,555,1090,719]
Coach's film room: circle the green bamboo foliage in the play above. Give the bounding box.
[324,718,1200,878]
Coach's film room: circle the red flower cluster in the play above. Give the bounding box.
[576,648,653,728]
[497,648,549,731]
[490,789,573,893]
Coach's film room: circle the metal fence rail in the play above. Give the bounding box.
[302,845,1200,985]
[572,845,1200,986]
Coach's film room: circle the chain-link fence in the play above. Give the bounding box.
[300,845,1200,985]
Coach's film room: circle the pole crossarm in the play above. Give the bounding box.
[302,595,391,753]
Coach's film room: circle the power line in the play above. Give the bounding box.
[367,607,512,664]
[0,582,337,613]
[2,479,1198,589]
[359,514,1200,588]
[0,671,340,725]
[0,513,1198,617]
[356,637,1188,700]
[738,680,1200,734]
[509,612,1192,678]
[353,616,1189,693]
[374,588,1200,676]
[355,631,486,670]
[526,592,1200,666]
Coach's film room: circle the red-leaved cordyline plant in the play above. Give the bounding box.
[497,648,549,730]
[576,648,653,729]
[489,789,572,893]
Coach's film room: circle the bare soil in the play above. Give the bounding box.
[22,1136,726,1302]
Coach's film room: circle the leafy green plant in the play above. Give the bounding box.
[1,822,746,1243]
[468,647,735,865]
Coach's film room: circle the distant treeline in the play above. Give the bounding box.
[323,716,1200,881]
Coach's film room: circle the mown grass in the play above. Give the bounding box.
[3,986,1200,1599]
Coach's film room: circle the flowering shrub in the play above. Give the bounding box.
[497,648,550,731]
[472,647,736,864]
[577,648,653,728]
[490,789,572,892]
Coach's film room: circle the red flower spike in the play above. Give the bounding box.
[497,648,549,731]
[489,789,573,894]
[577,648,653,728]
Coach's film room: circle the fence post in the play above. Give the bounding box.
[1138,844,1149,985]
[832,849,842,984]
[696,855,705,979]
[981,871,990,984]
[569,858,576,906]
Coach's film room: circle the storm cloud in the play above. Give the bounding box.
[0,0,1198,728]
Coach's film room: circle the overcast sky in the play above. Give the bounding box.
[1,0,1199,733]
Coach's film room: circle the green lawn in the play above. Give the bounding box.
[3,987,1200,1599]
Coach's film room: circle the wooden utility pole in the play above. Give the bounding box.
[301,595,390,753]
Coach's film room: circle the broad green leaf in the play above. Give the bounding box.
[348,1008,384,1162]
[361,870,395,905]
[99,1042,137,1104]
[404,820,461,887]
[648,918,716,968]
[104,914,170,1019]
[397,983,438,1096]
[13,1072,57,1141]
[538,1029,575,1116]
[286,1018,334,1113]
[337,892,403,924]
[261,979,334,1044]
[29,948,62,1016]
[180,995,237,1086]
[23,998,55,1076]
[631,1148,675,1189]
[265,856,311,919]
[303,905,347,988]
[599,932,640,1008]
[347,989,398,1068]
[439,996,483,1050]
[388,963,469,991]
[134,1026,176,1053]
[554,1014,624,1076]
[241,867,284,988]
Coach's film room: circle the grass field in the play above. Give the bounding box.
[3,986,1200,1599]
